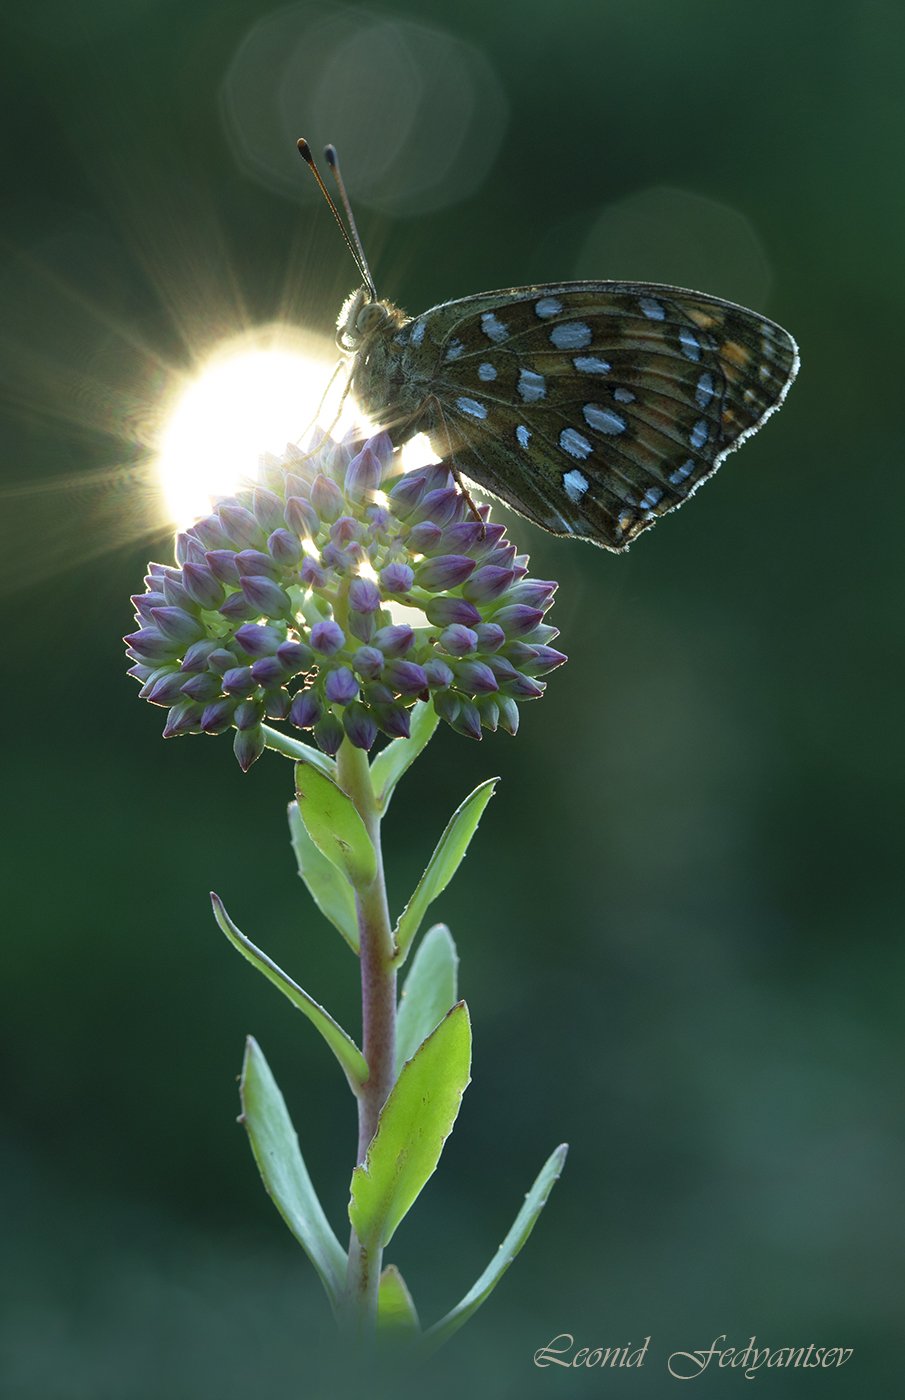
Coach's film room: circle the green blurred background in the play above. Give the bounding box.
[1,1,901,1396]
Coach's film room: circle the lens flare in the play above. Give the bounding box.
[156,326,356,528]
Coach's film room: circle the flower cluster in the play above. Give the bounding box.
[125,432,565,769]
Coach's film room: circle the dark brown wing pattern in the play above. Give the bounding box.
[415,282,798,550]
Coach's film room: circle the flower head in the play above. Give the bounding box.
[126,432,566,769]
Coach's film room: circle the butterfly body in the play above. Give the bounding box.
[339,280,799,552]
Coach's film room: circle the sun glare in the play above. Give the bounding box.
[156,326,361,529]
[401,432,439,472]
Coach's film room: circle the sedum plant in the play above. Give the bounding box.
[124,430,568,1345]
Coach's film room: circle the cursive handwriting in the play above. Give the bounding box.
[533,1333,854,1378]
[667,1335,854,1380]
[534,1334,650,1368]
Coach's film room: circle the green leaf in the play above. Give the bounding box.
[212,893,367,1090]
[288,800,359,953]
[261,724,337,776]
[295,760,377,886]
[378,1265,420,1335]
[422,1143,569,1353]
[393,779,497,965]
[370,700,440,814]
[239,1036,347,1310]
[349,1002,471,1248]
[396,923,459,1073]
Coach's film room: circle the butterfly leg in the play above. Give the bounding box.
[449,461,485,529]
[291,356,354,460]
[423,393,486,531]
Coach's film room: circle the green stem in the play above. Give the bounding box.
[336,737,397,1337]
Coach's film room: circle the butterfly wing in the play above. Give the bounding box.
[410,282,799,550]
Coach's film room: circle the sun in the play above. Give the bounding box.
[156,325,360,529]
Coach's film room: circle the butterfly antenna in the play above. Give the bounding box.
[296,138,373,295]
[323,144,377,301]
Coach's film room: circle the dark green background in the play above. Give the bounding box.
[1,2,900,1397]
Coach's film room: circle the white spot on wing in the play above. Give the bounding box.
[550,321,592,350]
[478,362,497,381]
[445,339,465,362]
[574,356,610,374]
[456,397,488,420]
[695,371,715,409]
[559,427,593,459]
[563,469,589,502]
[613,387,635,403]
[690,419,709,450]
[669,459,695,485]
[679,326,701,361]
[639,486,663,510]
[410,319,426,346]
[535,296,563,318]
[517,368,546,402]
[481,312,509,343]
[584,404,626,435]
[639,297,666,320]
[516,424,531,449]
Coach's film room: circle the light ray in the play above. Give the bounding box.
[155,325,358,528]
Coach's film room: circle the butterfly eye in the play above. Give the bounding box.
[357,301,391,335]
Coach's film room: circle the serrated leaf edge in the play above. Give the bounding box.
[212,892,368,1091]
[421,1142,569,1353]
[392,779,498,965]
[349,1001,472,1248]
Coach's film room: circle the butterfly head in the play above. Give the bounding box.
[336,286,381,350]
[336,287,405,353]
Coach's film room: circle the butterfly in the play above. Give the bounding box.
[300,141,800,552]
